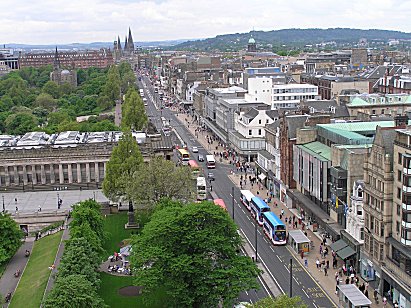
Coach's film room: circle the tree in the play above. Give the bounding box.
[102,65,120,103]
[121,88,147,131]
[42,81,61,99]
[70,199,105,240]
[128,156,194,209]
[102,131,144,202]
[57,237,101,287]
[5,112,38,135]
[0,213,23,265]
[131,201,260,308]
[250,295,308,308]
[43,274,106,308]
[35,93,57,111]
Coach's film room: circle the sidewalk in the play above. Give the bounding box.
[0,238,34,306]
[172,109,385,307]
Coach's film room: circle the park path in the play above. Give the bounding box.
[0,238,34,306]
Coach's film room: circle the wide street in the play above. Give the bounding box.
[137,73,337,307]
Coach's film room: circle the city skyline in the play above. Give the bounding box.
[1,0,411,44]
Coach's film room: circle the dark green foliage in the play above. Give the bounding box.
[43,274,106,308]
[0,213,23,265]
[251,295,308,308]
[121,88,147,131]
[131,201,260,308]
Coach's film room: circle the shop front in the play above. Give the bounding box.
[382,269,411,308]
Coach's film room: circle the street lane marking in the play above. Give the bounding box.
[284,264,290,273]
[302,289,309,298]
[257,275,271,298]
[270,247,274,253]
[286,246,337,307]
[276,255,281,262]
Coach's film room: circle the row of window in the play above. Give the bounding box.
[272,95,315,101]
[364,213,385,237]
[364,234,385,261]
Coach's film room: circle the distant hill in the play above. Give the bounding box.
[3,39,190,51]
[173,28,411,51]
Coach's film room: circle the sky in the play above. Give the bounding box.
[1,0,411,44]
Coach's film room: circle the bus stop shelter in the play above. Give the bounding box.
[287,230,310,257]
[338,284,372,308]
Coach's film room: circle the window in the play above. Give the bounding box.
[266,119,269,124]
[397,221,400,233]
[360,227,364,240]
[399,153,403,164]
[380,224,384,237]
[399,170,403,181]
[258,129,262,135]
[398,204,401,215]
[398,187,402,199]
[370,216,374,231]
[259,119,262,124]
[380,201,384,211]
[248,130,252,136]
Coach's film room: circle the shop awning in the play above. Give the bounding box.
[258,173,266,181]
[337,245,356,260]
[329,239,348,252]
[338,284,372,306]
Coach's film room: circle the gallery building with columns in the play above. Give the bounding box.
[0,131,173,191]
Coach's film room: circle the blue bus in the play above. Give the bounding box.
[250,197,270,225]
[240,190,254,211]
[262,212,287,245]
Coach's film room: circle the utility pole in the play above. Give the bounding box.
[2,195,4,213]
[255,220,258,262]
[232,187,234,221]
[289,258,293,297]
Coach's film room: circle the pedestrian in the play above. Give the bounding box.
[38,205,41,212]
[15,206,18,212]
[316,258,320,269]
[326,260,330,269]
[364,289,369,299]
[300,250,304,259]
[281,209,284,216]
[14,197,17,203]
[304,259,308,268]
[383,297,387,307]
[335,276,340,294]
[324,267,328,276]
[345,277,349,284]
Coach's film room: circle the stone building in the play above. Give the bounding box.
[347,180,365,244]
[361,126,397,293]
[19,48,113,69]
[0,131,173,191]
[50,48,77,87]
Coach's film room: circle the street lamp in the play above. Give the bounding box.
[255,220,258,262]
[2,195,4,213]
[232,187,235,221]
[93,192,96,201]
[57,193,60,209]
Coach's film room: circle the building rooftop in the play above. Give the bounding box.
[211,86,247,94]
[298,141,331,161]
[348,94,411,107]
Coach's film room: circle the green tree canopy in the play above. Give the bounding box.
[128,156,194,209]
[102,65,120,103]
[5,112,38,135]
[70,200,105,240]
[0,213,23,265]
[250,295,308,308]
[121,88,147,131]
[43,274,106,308]
[102,131,144,202]
[131,201,260,308]
[35,93,57,111]
[42,81,61,99]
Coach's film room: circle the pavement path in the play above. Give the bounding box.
[0,239,34,306]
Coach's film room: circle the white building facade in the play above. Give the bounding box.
[347,180,365,244]
[271,83,318,109]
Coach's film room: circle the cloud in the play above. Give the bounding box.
[1,0,411,44]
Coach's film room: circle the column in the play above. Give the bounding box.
[4,166,9,186]
[32,165,37,185]
[95,162,100,183]
[40,165,46,184]
[68,164,73,183]
[59,164,64,184]
[86,163,91,182]
[49,164,55,184]
[77,163,81,183]
[103,162,107,179]
[22,165,28,185]
[13,166,19,185]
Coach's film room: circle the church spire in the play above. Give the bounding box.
[53,46,60,69]
[127,27,134,52]
[117,36,122,50]
[124,36,128,51]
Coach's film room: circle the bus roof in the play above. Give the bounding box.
[197,177,206,186]
[213,199,227,210]
[178,148,189,155]
[206,155,215,161]
[262,211,285,227]
[251,197,270,211]
[240,190,255,201]
[188,160,199,168]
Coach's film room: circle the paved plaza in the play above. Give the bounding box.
[1,189,108,214]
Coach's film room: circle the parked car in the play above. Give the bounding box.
[198,154,204,162]
[192,146,198,153]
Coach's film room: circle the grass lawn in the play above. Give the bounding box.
[102,211,151,258]
[9,231,62,308]
[98,272,168,308]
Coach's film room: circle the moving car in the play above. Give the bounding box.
[192,146,198,153]
[208,172,215,181]
[198,154,204,162]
